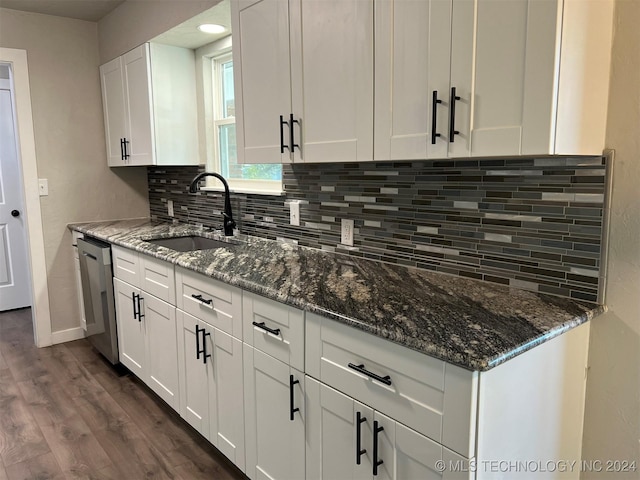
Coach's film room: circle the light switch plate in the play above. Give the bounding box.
[38,178,48,196]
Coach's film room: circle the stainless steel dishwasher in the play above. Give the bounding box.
[77,236,119,364]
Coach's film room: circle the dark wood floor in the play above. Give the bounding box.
[0,308,246,480]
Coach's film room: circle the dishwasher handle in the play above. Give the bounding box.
[82,251,98,261]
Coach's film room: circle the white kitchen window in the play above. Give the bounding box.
[207,52,282,194]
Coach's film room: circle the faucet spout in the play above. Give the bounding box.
[189,172,236,236]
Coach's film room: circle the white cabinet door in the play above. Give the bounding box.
[208,328,245,471]
[244,345,305,480]
[122,44,154,166]
[73,247,86,331]
[177,309,211,439]
[307,378,471,480]
[374,0,452,160]
[113,278,145,377]
[395,422,471,480]
[232,0,294,164]
[144,293,179,411]
[178,310,245,469]
[99,56,127,166]
[290,0,374,163]
[306,377,373,480]
[450,0,560,157]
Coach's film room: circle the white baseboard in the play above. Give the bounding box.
[50,326,86,345]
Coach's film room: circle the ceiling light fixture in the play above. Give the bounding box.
[198,24,227,34]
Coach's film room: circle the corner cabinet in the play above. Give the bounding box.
[231,0,374,164]
[99,43,199,167]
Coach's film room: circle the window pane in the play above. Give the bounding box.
[219,123,236,178]
[221,61,234,118]
[218,123,282,181]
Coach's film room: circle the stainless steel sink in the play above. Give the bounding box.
[145,235,238,252]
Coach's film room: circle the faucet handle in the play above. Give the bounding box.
[222,213,236,236]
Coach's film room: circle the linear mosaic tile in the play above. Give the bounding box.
[148,156,608,303]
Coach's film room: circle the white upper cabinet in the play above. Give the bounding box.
[374,0,452,160]
[232,0,374,164]
[100,43,199,167]
[100,57,128,166]
[290,0,374,163]
[121,45,155,165]
[376,0,613,160]
[450,0,613,158]
[232,0,293,164]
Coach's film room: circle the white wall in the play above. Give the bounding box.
[0,8,149,334]
[581,0,640,475]
[98,0,219,63]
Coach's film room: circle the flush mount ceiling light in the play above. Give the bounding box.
[198,24,227,34]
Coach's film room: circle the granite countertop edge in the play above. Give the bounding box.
[69,219,606,372]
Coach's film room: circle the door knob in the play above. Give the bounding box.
[11,210,19,217]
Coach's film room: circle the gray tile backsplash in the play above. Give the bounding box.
[148,156,608,303]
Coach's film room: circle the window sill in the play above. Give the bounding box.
[201,185,284,196]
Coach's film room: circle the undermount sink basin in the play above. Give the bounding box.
[145,235,238,252]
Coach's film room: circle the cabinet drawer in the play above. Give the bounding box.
[306,312,477,458]
[175,267,242,339]
[242,292,304,371]
[112,245,141,286]
[140,254,175,304]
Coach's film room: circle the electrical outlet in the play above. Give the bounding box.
[167,200,174,217]
[341,219,354,246]
[290,201,300,226]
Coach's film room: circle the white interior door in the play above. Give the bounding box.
[0,72,31,311]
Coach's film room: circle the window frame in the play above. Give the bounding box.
[203,49,283,195]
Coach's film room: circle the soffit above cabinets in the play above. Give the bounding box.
[0,0,125,22]
[151,0,231,49]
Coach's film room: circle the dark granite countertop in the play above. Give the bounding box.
[69,218,605,371]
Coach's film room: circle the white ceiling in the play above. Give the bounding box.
[151,0,230,49]
[0,0,125,22]
[0,0,231,50]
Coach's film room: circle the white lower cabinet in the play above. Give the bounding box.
[114,277,146,378]
[72,232,86,331]
[176,309,245,471]
[243,345,305,480]
[144,293,179,410]
[113,276,180,411]
[306,377,470,480]
[107,247,591,480]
